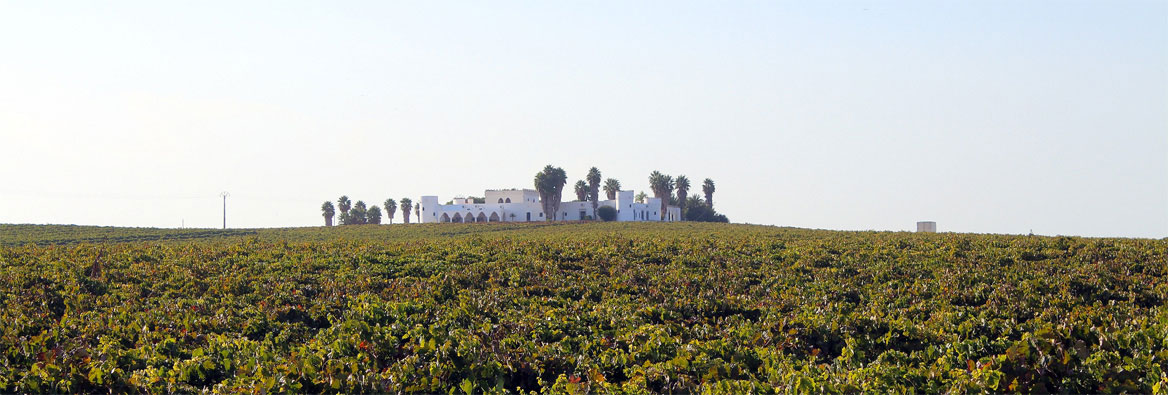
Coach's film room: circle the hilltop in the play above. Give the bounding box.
[2,222,766,247]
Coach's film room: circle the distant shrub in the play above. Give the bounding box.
[684,205,729,223]
[596,206,617,221]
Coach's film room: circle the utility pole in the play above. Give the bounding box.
[220,191,230,229]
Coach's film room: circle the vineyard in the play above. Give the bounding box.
[0,223,1165,393]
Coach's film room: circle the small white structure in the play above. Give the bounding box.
[917,221,937,233]
[420,188,681,223]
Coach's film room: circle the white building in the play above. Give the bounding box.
[419,188,682,223]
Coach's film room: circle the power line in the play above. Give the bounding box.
[0,188,328,203]
[0,188,212,200]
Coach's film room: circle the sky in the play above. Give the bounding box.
[1,1,1165,238]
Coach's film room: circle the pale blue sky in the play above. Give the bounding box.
[1,1,1165,237]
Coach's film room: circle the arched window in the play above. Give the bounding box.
[498,198,504,203]
[505,198,511,203]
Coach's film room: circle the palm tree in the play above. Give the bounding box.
[648,171,674,220]
[702,178,715,209]
[367,205,382,224]
[321,201,335,226]
[574,180,588,202]
[635,191,647,203]
[383,198,397,224]
[586,167,601,211]
[675,175,690,219]
[603,178,621,200]
[686,194,704,210]
[414,203,419,221]
[350,201,368,225]
[337,195,352,225]
[684,194,721,222]
[400,197,413,224]
[534,165,567,221]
